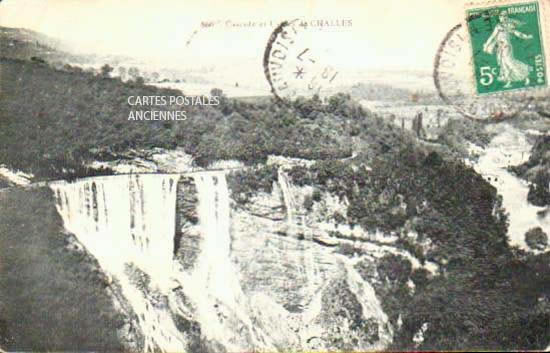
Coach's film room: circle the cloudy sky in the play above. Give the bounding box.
[0,0,464,70]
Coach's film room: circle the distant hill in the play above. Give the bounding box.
[0,26,61,49]
[0,26,241,94]
[0,26,82,63]
[0,26,441,99]
[347,82,413,101]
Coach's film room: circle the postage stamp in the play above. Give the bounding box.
[433,23,533,121]
[464,0,549,95]
[433,0,550,121]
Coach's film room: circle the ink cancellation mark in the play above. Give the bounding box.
[263,19,339,103]
[434,22,534,121]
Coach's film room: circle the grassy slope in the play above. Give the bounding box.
[0,187,126,351]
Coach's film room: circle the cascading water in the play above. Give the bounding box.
[278,168,317,301]
[192,172,235,302]
[278,167,295,224]
[180,171,269,351]
[49,170,393,352]
[50,174,187,352]
[278,167,391,348]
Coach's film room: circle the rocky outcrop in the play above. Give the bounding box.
[225,171,408,351]
[174,176,201,270]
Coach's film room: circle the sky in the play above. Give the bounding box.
[0,0,463,70]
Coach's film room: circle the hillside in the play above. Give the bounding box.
[0,26,83,63]
[0,57,367,180]
[0,187,132,351]
[229,142,550,350]
[0,53,548,351]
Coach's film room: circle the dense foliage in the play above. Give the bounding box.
[227,165,278,204]
[0,58,354,180]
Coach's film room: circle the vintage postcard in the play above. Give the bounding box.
[0,0,549,352]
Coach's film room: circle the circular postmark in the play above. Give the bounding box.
[263,19,339,103]
[434,21,536,122]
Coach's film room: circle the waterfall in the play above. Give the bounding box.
[50,174,187,352]
[181,171,266,350]
[278,168,295,225]
[192,172,235,302]
[277,167,318,307]
[48,171,393,351]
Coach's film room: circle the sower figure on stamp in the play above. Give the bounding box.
[483,10,533,88]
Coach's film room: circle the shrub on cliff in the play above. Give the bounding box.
[227,165,278,205]
[377,254,412,284]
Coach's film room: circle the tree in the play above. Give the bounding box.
[410,268,431,288]
[525,227,548,251]
[327,92,351,113]
[303,194,313,211]
[528,170,550,207]
[377,254,412,284]
[150,72,160,82]
[127,67,140,81]
[99,64,114,78]
[117,66,126,81]
[210,88,224,98]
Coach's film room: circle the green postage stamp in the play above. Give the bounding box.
[465,0,549,94]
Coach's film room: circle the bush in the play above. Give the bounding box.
[312,189,322,202]
[332,211,346,224]
[527,170,550,207]
[227,165,278,205]
[377,254,412,284]
[525,227,548,251]
[410,268,431,288]
[336,242,362,257]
